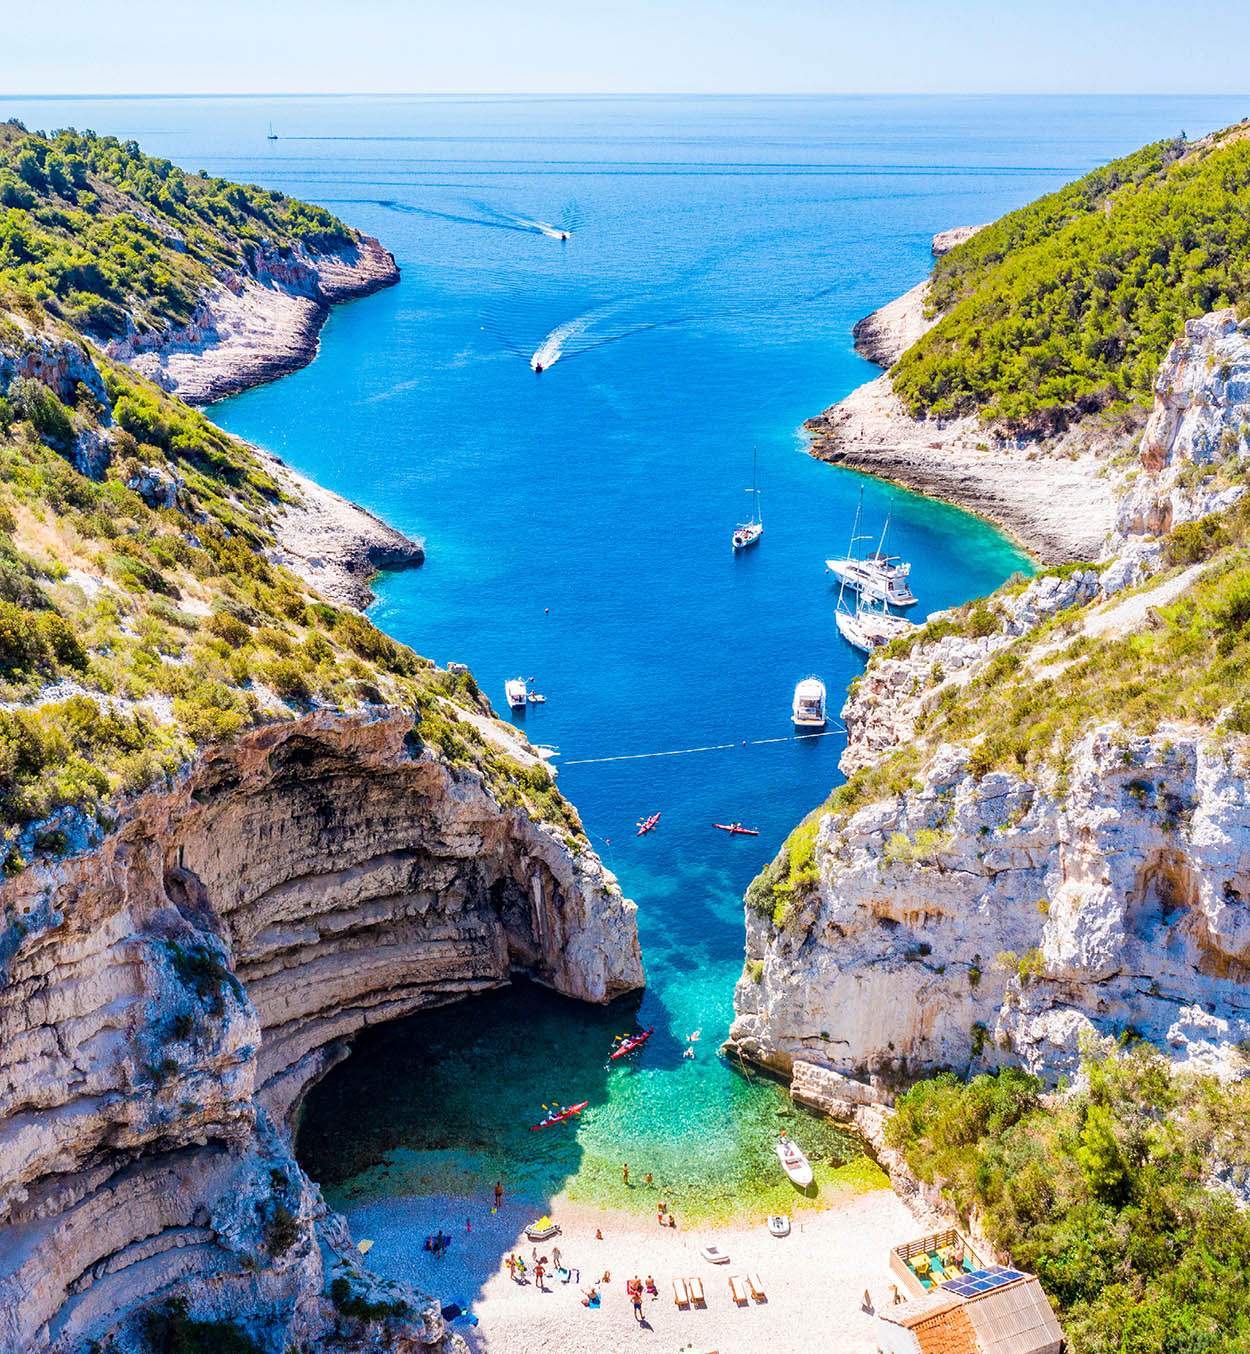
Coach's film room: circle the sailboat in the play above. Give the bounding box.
[267,122,278,141]
[826,492,917,607]
[732,449,763,551]
[833,495,917,654]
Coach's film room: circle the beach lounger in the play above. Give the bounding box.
[747,1272,767,1301]
[673,1278,690,1307]
[729,1274,750,1304]
[686,1275,706,1305]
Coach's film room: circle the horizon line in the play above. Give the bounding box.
[3,90,1247,100]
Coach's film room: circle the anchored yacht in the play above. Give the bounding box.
[505,677,528,710]
[791,676,827,728]
[826,494,917,607]
[732,448,763,551]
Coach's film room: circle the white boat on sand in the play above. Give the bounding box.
[791,677,826,729]
[504,678,528,710]
[775,1136,813,1188]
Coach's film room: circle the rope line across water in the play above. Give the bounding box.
[561,726,846,766]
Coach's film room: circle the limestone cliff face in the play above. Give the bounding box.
[730,307,1250,1093]
[0,709,641,1353]
[729,729,1250,1087]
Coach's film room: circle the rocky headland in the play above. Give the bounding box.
[809,224,1132,563]
[106,235,401,407]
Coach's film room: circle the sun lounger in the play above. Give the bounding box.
[747,1272,767,1301]
[686,1275,706,1305]
[673,1278,690,1307]
[729,1274,750,1304]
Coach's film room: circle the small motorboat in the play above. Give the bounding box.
[530,1101,588,1130]
[792,677,827,729]
[775,1135,814,1188]
[527,692,547,703]
[609,1027,654,1061]
[714,822,760,836]
[505,678,528,710]
[636,812,661,835]
[767,1215,791,1238]
[560,232,569,241]
[533,361,544,373]
[700,1244,731,1264]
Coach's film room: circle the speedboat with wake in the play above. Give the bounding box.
[792,677,827,728]
[530,1101,588,1130]
[775,1134,813,1188]
[609,1027,654,1061]
[732,447,763,551]
[826,491,917,608]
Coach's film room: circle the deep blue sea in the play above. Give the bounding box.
[10,93,1249,1218]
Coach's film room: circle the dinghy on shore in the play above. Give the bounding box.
[775,1135,814,1188]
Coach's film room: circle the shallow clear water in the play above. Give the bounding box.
[11,92,1248,1217]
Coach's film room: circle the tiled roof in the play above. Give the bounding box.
[908,1302,981,1354]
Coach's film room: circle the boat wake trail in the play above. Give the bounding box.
[531,316,593,371]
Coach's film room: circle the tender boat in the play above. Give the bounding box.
[700,1244,731,1264]
[636,812,661,835]
[826,493,917,608]
[792,677,827,729]
[775,1136,814,1188]
[714,822,760,836]
[530,1101,588,1130]
[609,1027,654,1060]
[732,448,763,551]
[835,591,916,655]
[505,678,528,709]
[767,1214,791,1238]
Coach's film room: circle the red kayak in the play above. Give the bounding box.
[714,822,760,836]
[609,1027,655,1061]
[636,812,661,836]
[530,1101,588,1130]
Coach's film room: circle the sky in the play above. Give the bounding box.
[3,0,1249,96]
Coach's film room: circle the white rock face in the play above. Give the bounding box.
[1117,308,1250,538]
[729,726,1250,1086]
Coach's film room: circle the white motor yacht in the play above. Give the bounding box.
[504,677,528,710]
[791,677,827,728]
[826,495,917,607]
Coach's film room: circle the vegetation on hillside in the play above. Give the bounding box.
[888,1048,1250,1354]
[893,125,1250,430]
[0,120,354,338]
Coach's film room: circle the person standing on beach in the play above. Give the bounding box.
[622,1162,629,1185]
[494,1181,503,1210]
[552,1244,562,1270]
[535,1261,546,1291]
[631,1286,643,1321]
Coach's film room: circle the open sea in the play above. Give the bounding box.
[9,92,1249,1222]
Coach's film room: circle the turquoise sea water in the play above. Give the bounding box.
[10,93,1250,1219]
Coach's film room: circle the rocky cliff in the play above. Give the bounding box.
[0,709,641,1354]
[729,308,1250,1093]
[107,236,401,406]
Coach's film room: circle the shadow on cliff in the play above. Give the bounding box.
[294,977,665,1310]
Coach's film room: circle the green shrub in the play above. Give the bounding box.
[139,1297,261,1354]
[328,1275,410,1322]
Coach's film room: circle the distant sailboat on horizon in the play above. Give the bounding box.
[267,122,278,141]
[732,447,763,551]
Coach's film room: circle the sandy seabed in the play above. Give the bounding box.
[344,1186,917,1354]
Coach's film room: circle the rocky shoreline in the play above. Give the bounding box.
[808,226,1129,564]
[107,234,400,406]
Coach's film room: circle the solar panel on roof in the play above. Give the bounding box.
[942,1265,1027,1299]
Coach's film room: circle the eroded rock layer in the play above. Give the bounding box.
[0,710,641,1353]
